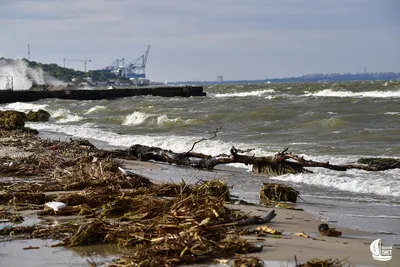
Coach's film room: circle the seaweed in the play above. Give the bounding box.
[299,258,350,267]
[259,183,299,203]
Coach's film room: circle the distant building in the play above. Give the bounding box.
[217,75,223,83]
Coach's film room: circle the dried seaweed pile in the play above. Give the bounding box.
[298,258,350,267]
[2,180,260,266]
[1,129,263,266]
[259,183,299,203]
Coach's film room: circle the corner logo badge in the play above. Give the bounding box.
[370,239,392,261]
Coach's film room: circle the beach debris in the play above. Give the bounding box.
[236,210,276,226]
[255,225,282,235]
[0,191,51,205]
[9,214,24,223]
[215,258,230,264]
[259,183,299,203]
[318,223,342,237]
[23,246,40,250]
[296,232,310,238]
[118,166,129,176]
[69,138,97,149]
[297,258,349,267]
[357,157,400,170]
[233,255,265,267]
[194,179,230,199]
[111,142,400,173]
[44,201,67,213]
[275,203,304,210]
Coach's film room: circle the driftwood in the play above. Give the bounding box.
[236,210,276,226]
[110,144,399,175]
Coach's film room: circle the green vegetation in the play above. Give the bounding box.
[25,59,118,82]
[0,57,118,83]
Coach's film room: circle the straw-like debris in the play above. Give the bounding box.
[233,256,265,267]
[298,258,350,267]
[0,117,274,266]
[259,183,299,203]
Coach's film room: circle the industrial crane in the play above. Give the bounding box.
[63,57,91,72]
[102,45,151,79]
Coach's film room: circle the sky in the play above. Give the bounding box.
[1,0,399,81]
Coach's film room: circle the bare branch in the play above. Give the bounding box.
[185,127,222,155]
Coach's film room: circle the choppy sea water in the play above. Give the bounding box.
[1,81,400,246]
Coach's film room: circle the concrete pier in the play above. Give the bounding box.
[0,86,206,104]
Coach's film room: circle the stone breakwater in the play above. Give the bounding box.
[0,85,206,104]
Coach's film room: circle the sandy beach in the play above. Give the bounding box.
[120,160,400,267]
[1,131,399,267]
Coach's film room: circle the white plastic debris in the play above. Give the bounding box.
[45,201,66,212]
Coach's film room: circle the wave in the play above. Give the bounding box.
[51,108,84,123]
[304,89,400,98]
[123,112,151,126]
[84,105,107,114]
[300,117,347,129]
[24,122,272,157]
[213,89,276,98]
[0,102,49,111]
[122,112,201,127]
[270,170,400,197]
[342,214,400,219]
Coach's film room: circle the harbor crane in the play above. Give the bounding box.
[102,45,151,79]
[63,57,91,72]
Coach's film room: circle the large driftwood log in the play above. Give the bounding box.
[109,144,399,175]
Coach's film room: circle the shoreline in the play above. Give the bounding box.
[120,160,399,266]
[0,130,399,266]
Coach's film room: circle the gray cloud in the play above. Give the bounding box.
[1,0,399,81]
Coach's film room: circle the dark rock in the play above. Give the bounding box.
[26,109,51,122]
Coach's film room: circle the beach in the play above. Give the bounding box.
[0,131,399,267]
[122,159,400,267]
[1,82,400,266]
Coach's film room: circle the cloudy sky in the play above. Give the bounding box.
[1,0,399,81]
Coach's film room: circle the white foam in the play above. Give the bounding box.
[304,89,400,98]
[0,102,48,111]
[384,112,400,116]
[157,115,179,125]
[122,112,151,126]
[84,105,107,114]
[0,59,65,90]
[214,89,275,98]
[26,122,272,158]
[51,108,84,123]
[270,169,400,197]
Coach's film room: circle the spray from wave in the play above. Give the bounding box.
[0,58,65,90]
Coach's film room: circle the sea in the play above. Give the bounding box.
[1,81,400,263]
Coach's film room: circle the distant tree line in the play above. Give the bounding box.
[24,59,118,82]
[0,57,118,83]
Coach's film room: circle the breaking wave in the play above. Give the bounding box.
[304,89,400,98]
[270,170,400,197]
[122,112,201,127]
[0,102,48,111]
[213,89,276,98]
[52,108,84,123]
[123,112,151,126]
[84,105,107,114]
[0,58,65,90]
